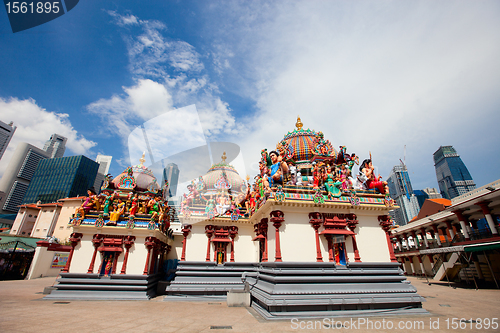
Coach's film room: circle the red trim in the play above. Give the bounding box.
[211,238,232,243]
[454,236,500,246]
[97,246,123,252]
[320,229,355,235]
[36,241,72,252]
[252,235,265,241]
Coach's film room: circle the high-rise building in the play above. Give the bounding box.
[0,120,16,161]
[22,155,99,204]
[93,154,113,192]
[95,154,112,175]
[433,146,476,199]
[162,163,180,198]
[386,163,420,226]
[43,134,67,159]
[413,187,441,209]
[0,143,51,225]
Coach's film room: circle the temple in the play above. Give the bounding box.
[40,117,426,318]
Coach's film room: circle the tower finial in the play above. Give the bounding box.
[221,151,227,163]
[139,151,146,166]
[296,116,303,130]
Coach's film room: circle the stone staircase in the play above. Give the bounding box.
[164,261,257,301]
[44,273,162,300]
[243,262,427,320]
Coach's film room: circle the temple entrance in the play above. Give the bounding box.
[99,252,115,277]
[214,242,227,264]
[332,235,347,265]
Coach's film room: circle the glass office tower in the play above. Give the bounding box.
[433,146,476,199]
[22,155,99,204]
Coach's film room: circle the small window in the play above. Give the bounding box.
[50,210,53,213]
[36,229,40,232]
[59,226,64,229]
[22,232,25,235]
[29,215,32,217]
[43,229,47,231]
[34,216,37,218]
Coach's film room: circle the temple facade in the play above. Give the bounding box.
[171,118,397,265]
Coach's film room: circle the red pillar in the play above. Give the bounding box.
[378,216,397,262]
[327,237,334,262]
[180,224,192,261]
[121,236,135,274]
[347,216,361,262]
[308,213,323,262]
[112,252,119,275]
[229,226,238,263]
[205,225,214,262]
[61,233,82,273]
[270,211,284,262]
[261,218,269,262]
[143,237,154,275]
[87,234,102,274]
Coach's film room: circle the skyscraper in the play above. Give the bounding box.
[43,134,67,159]
[0,120,16,161]
[22,155,99,204]
[433,146,476,199]
[95,154,112,175]
[162,163,180,198]
[93,154,113,192]
[0,143,50,225]
[386,163,420,226]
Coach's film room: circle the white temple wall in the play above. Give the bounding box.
[183,223,208,262]
[124,237,149,275]
[167,235,183,261]
[232,225,258,262]
[52,200,82,242]
[69,234,96,274]
[279,211,321,262]
[348,214,390,262]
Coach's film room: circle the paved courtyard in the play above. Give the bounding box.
[0,276,499,332]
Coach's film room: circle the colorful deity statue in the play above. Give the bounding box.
[101,190,114,217]
[262,150,288,192]
[325,165,343,199]
[360,158,389,194]
[205,194,216,218]
[108,199,125,225]
[75,188,97,219]
[129,194,139,216]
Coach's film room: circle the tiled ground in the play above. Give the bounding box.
[0,276,499,332]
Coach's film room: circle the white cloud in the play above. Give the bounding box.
[203,1,500,188]
[0,97,96,178]
[88,11,243,168]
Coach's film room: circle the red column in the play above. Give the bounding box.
[378,216,397,262]
[229,226,238,263]
[347,216,361,262]
[327,237,334,262]
[261,218,269,262]
[61,233,82,273]
[270,210,284,262]
[180,224,192,261]
[205,225,214,262]
[143,237,154,275]
[309,213,323,262]
[87,234,102,274]
[120,236,135,274]
[112,252,119,275]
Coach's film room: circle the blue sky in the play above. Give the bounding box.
[1,0,499,194]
